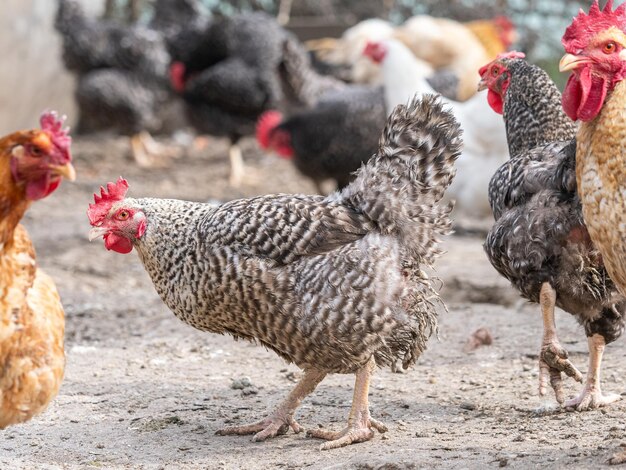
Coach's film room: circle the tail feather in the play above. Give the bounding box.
[339,94,462,264]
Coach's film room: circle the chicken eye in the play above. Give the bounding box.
[30,147,42,157]
[603,42,616,54]
[117,210,130,221]
[492,67,499,76]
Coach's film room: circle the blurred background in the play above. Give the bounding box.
[1,0,593,134]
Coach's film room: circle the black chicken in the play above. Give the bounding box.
[479,53,626,410]
[169,11,344,186]
[55,0,175,166]
[256,85,386,193]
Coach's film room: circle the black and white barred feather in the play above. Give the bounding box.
[120,95,461,374]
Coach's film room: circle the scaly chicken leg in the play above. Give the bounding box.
[538,283,583,404]
[130,131,182,168]
[216,368,326,441]
[307,357,388,450]
[564,334,621,411]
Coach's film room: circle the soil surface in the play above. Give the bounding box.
[3,136,626,470]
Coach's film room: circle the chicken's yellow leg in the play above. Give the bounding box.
[307,357,387,450]
[216,368,326,441]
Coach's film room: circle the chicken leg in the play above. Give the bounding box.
[216,368,326,441]
[564,334,621,411]
[538,283,583,404]
[307,357,388,450]
[130,131,182,168]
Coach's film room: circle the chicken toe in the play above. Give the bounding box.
[216,368,325,442]
[564,334,621,411]
[308,358,387,450]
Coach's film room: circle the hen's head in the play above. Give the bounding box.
[87,178,146,254]
[560,0,626,121]
[363,41,388,64]
[9,111,75,200]
[256,111,293,159]
[478,51,526,114]
[493,16,517,49]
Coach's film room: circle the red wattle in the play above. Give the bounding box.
[562,67,608,122]
[25,174,60,200]
[104,233,133,254]
[487,89,504,114]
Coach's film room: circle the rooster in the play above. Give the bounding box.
[0,112,75,428]
[169,12,343,187]
[88,95,461,449]
[479,51,625,410]
[364,39,508,219]
[256,85,386,193]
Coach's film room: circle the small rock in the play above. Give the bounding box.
[463,327,494,352]
[242,387,258,396]
[460,402,477,411]
[381,434,389,440]
[499,458,508,467]
[231,377,253,390]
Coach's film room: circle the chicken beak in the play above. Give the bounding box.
[559,53,589,72]
[88,226,108,242]
[477,79,488,92]
[50,162,77,181]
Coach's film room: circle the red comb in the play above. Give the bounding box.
[494,15,514,32]
[562,0,626,52]
[256,111,283,149]
[40,110,72,163]
[88,177,129,225]
[496,51,526,60]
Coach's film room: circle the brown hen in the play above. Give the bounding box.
[0,112,75,429]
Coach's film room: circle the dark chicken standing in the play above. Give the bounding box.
[479,53,625,410]
[55,0,174,166]
[256,85,387,192]
[88,96,461,449]
[169,12,344,186]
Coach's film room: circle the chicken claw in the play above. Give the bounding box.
[216,414,302,441]
[538,340,583,404]
[564,334,621,411]
[308,417,388,450]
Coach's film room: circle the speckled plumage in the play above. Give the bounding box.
[485,58,625,340]
[105,96,461,374]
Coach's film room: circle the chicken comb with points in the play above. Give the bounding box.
[40,111,72,162]
[88,177,129,225]
[496,51,526,60]
[562,0,626,51]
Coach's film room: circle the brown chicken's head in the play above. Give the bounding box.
[493,16,517,50]
[560,0,626,121]
[10,111,75,200]
[363,41,388,64]
[478,51,526,114]
[87,178,146,254]
[256,111,293,159]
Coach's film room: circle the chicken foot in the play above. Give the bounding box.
[564,334,621,411]
[538,282,583,404]
[307,357,388,450]
[216,368,326,442]
[130,131,182,168]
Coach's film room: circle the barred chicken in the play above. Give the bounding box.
[479,52,625,410]
[1,112,75,428]
[88,95,461,449]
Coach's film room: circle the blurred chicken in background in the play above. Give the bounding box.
[55,0,179,167]
[309,14,516,102]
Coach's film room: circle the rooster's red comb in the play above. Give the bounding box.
[88,177,129,225]
[256,111,283,149]
[562,0,626,52]
[40,110,72,163]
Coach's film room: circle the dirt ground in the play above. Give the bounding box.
[3,136,626,470]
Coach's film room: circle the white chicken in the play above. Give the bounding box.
[364,39,508,218]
